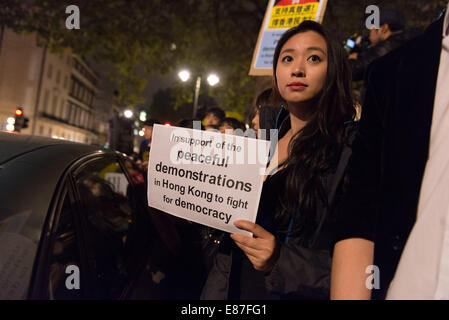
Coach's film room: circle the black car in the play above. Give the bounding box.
[0,132,206,300]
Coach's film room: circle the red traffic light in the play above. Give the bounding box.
[164,122,171,126]
[15,108,23,116]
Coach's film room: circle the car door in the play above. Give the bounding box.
[70,154,150,299]
[29,151,205,300]
[28,152,151,300]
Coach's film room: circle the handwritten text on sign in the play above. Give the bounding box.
[147,125,270,236]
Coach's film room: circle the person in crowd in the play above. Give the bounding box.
[250,88,273,139]
[251,88,287,141]
[176,118,204,130]
[195,106,209,123]
[201,20,357,300]
[218,117,246,135]
[349,9,413,82]
[137,119,160,171]
[203,107,226,131]
[251,88,273,132]
[331,4,449,300]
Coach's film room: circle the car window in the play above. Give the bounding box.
[47,192,83,300]
[123,158,145,186]
[73,157,135,298]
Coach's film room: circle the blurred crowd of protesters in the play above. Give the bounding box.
[118,3,449,300]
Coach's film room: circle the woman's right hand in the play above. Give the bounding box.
[231,220,280,274]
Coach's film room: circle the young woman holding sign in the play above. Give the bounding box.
[201,20,359,299]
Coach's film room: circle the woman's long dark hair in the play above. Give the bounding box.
[271,21,356,243]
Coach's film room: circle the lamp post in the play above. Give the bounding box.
[178,70,220,117]
[193,75,201,118]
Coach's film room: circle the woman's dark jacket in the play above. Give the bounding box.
[201,106,357,300]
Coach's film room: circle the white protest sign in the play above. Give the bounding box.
[147,124,271,236]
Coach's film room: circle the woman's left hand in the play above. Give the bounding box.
[231,220,280,274]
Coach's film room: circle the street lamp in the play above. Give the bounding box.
[178,70,191,82]
[139,111,147,122]
[124,109,133,118]
[207,74,219,86]
[178,70,220,117]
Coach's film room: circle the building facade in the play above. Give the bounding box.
[0,28,108,144]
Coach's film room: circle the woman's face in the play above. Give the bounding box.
[275,31,328,109]
[143,125,153,140]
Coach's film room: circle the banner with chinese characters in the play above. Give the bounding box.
[249,0,328,76]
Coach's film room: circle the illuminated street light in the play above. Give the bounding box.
[207,74,220,86]
[5,117,15,132]
[178,70,191,82]
[139,111,147,122]
[124,110,133,118]
[178,69,220,117]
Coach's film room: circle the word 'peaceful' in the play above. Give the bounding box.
[176,150,230,168]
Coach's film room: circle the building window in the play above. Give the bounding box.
[42,89,50,112]
[76,108,81,126]
[75,82,81,98]
[85,111,89,128]
[52,95,58,116]
[65,101,71,120]
[86,114,91,130]
[68,75,96,106]
[47,64,53,79]
[67,104,72,123]
[76,107,80,126]
[64,76,68,89]
[69,105,76,124]
[39,125,44,135]
[56,70,61,84]
[79,110,84,127]
[85,113,89,129]
[70,77,75,94]
[60,98,65,119]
